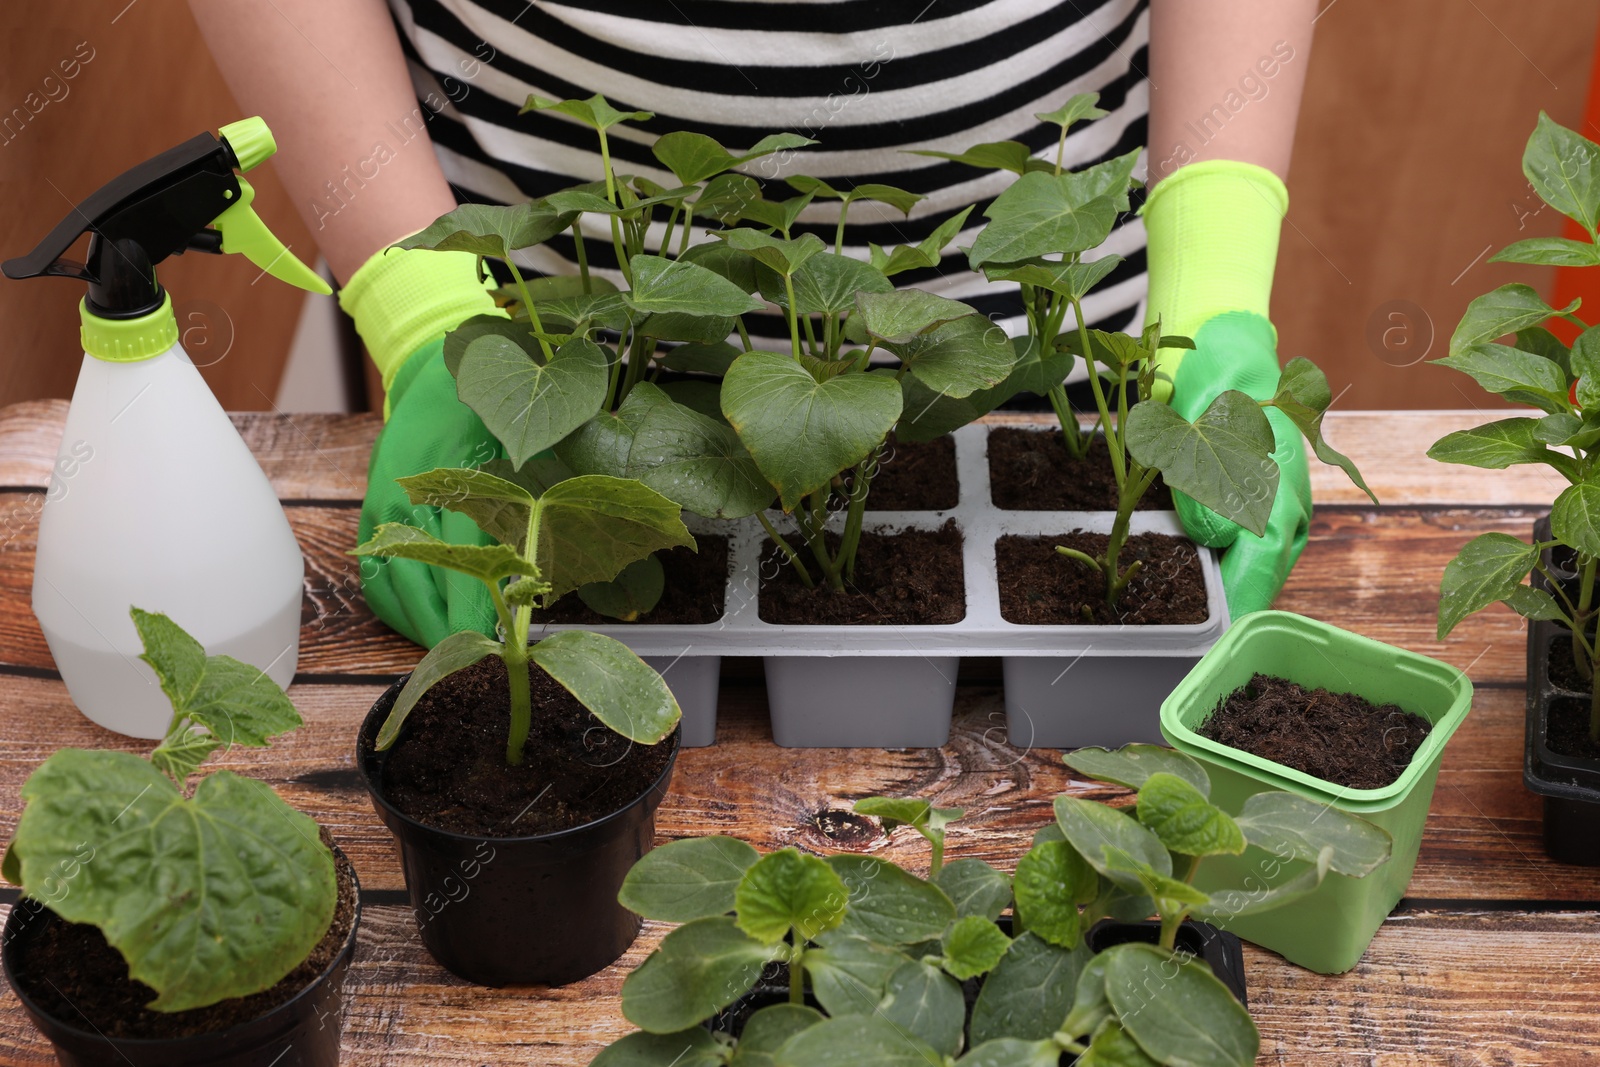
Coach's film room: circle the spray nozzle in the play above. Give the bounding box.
[1,117,329,321]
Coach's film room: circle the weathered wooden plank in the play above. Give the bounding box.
[0,493,1541,686]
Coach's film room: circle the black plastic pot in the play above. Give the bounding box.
[1,849,360,1067]
[1527,517,1600,866]
[358,676,679,986]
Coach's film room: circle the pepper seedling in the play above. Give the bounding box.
[1431,113,1600,741]
[352,464,693,764]
[593,744,1391,1066]
[2,609,336,1013]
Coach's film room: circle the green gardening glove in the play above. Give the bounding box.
[340,246,508,648]
[1145,161,1310,617]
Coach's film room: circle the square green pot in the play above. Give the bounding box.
[1159,611,1473,974]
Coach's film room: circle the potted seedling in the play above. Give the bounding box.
[1426,112,1600,864]
[591,743,1388,1065]
[352,461,693,985]
[2,608,358,1066]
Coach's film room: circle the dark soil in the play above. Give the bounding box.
[844,434,958,511]
[1198,673,1432,789]
[996,532,1207,626]
[988,427,1172,511]
[1546,696,1600,761]
[11,831,357,1040]
[1547,635,1595,695]
[379,656,677,836]
[529,540,728,625]
[759,522,965,626]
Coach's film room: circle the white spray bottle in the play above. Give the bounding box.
[3,118,330,738]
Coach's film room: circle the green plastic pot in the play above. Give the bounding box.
[1159,611,1473,974]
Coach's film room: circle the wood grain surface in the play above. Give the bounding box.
[0,402,1596,1065]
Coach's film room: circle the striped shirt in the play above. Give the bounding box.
[389,0,1151,357]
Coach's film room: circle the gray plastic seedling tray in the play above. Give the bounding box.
[534,422,1228,749]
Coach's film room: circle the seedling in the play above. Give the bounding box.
[352,464,692,764]
[594,744,1390,1066]
[3,609,336,1012]
[1432,113,1600,741]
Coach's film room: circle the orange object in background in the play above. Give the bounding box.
[1549,17,1600,345]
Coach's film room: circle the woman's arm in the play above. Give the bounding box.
[1148,0,1319,184]
[188,0,459,283]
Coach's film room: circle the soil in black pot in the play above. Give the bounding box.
[528,539,729,625]
[379,657,677,836]
[1198,673,1432,789]
[842,434,958,512]
[758,522,965,626]
[987,428,1173,512]
[995,531,1207,626]
[10,833,357,1041]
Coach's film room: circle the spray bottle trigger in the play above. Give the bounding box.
[212,177,331,295]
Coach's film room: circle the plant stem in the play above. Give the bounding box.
[1047,385,1088,459]
[929,834,945,877]
[801,312,822,358]
[502,640,532,766]
[789,939,805,1004]
[736,318,754,353]
[570,219,591,293]
[834,196,852,255]
[784,273,803,359]
[659,203,679,261]
[1580,555,1600,743]
[1055,545,1104,573]
[1105,461,1153,607]
[836,449,879,584]
[504,259,555,362]
[1070,293,1124,484]
[618,331,653,405]
[1159,911,1182,953]
[758,511,814,587]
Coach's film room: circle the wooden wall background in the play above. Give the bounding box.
[1,1,1597,412]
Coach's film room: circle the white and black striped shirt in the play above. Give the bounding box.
[390,0,1150,353]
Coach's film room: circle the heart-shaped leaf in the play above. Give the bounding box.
[715,228,826,275]
[522,92,653,131]
[985,255,1123,300]
[624,254,765,318]
[1013,838,1099,948]
[1064,745,1211,794]
[455,334,611,467]
[735,848,849,944]
[895,313,1018,399]
[970,172,1119,265]
[653,131,815,185]
[877,960,964,1057]
[909,141,1038,175]
[578,555,666,620]
[855,289,976,344]
[1037,92,1109,130]
[940,915,1011,979]
[765,252,893,316]
[395,201,576,257]
[396,466,535,548]
[1124,391,1279,536]
[933,859,1013,921]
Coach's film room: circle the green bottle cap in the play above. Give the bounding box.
[219,117,276,173]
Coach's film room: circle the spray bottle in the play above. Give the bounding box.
[2,118,329,738]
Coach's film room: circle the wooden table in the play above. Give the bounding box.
[0,400,1595,1065]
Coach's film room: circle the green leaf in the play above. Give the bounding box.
[13,751,335,1012]
[534,474,695,600]
[1490,236,1600,266]
[148,730,223,786]
[962,1039,1065,1067]
[1233,791,1393,877]
[722,351,902,510]
[1136,773,1246,858]
[1063,745,1211,794]
[396,466,535,548]
[735,848,850,944]
[1057,328,1148,371]
[1523,110,1600,235]
[618,835,758,922]
[1037,91,1109,130]
[621,916,775,1033]
[394,201,575,257]
[1507,583,1569,622]
[130,608,300,751]
[528,630,680,744]
[1518,325,1574,375]
[1063,953,1113,1037]
[624,254,765,318]
[658,340,742,376]
[522,92,653,131]
[908,141,1037,175]
[771,253,893,316]
[1573,326,1600,409]
[352,523,536,584]
[894,314,1018,400]
[731,1005,825,1067]
[1536,411,1600,451]
[969,172,1119,266]
[1110,858,1209,922]
[1192,851,1331,923]
[852,796,964,836]
[1552,477,1600,558]
[940,915,1011,979]
[1449,284,1579,357]
[870,206,975,278]
[715,228,826,275]
[933,859,1012,921]
[1014,839,1099,949]
[828,854,956,944]
[994,335,1074,397]
[1063,149,1142,212]
[376,630,502,749]
[1269,358,1378,503]
[1104,943,1258,1067]
[653,130,816,185]
[855,289,976,345]
[592,1028,724,1067]
[1079,1020,1162,1067]
[577,556,665,621]
[877,960,964,1058]
[739,191,817,235]
[772,1015,941,1067]
[895,372,1011,442]
[1427,418,1575,475]
[986,255,1123,301]
[1124,391,1279,537]
[1435,343,1568,402]
[1437,531,1541,638]
[455,333,611,468]
[693,173,767,227]
[1054,796,1171,878]
[806,933,913,1017]
[969,931,1090,1045]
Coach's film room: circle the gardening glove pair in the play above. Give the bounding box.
[341,247,505,648]
[1144,160,1310,618]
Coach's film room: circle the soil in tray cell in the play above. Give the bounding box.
[844,434,958,511]
[11,834,357,1040]
[1198,673,1432,789]
[996,531,1206,626]
[987,427,1173,511]
[1538,638,1600,760]
[758,521,965,626]
[380,657,676,836]
[529,539,729,625]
